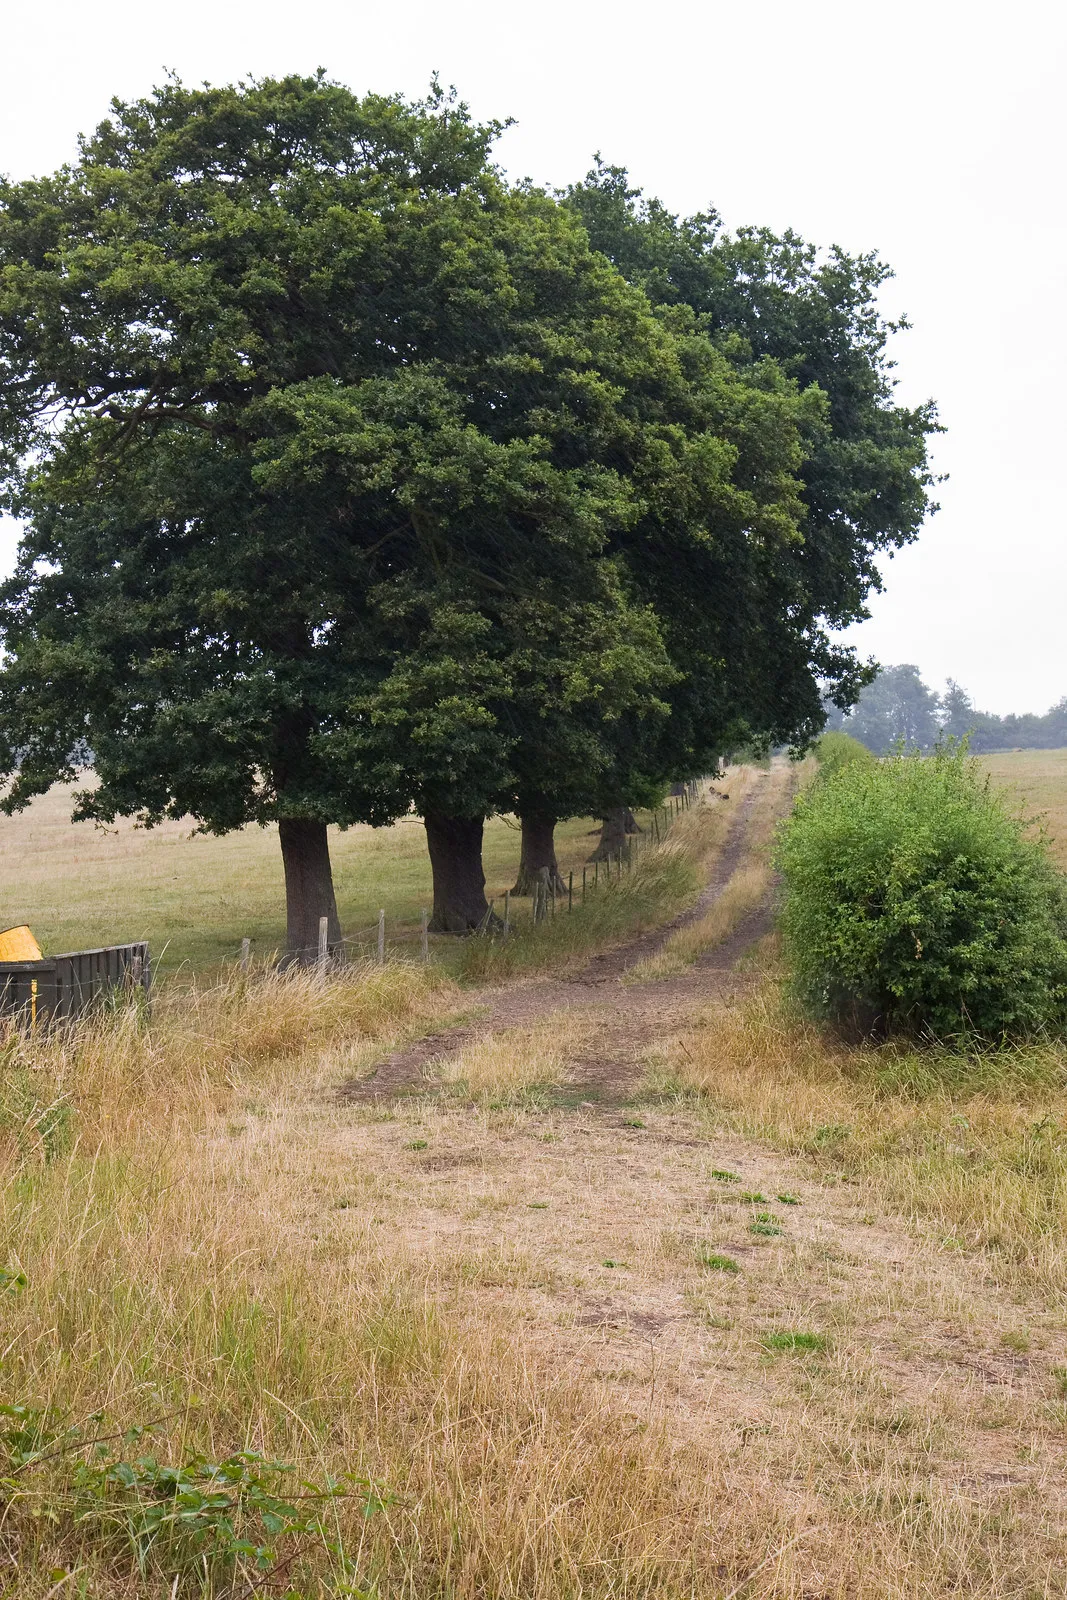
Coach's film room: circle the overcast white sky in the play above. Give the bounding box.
[1,0,1064,714]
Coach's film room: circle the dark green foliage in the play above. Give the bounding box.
[0,78,941,943]
[567,161,940,749]
[0,73,850,939]
[0,76,671,833]
[777,746,1067,1041]
[0,75,695,939]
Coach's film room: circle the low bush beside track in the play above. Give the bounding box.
[776,743,1067,1042]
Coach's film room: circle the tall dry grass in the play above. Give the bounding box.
[457,773,753,984]
[647,984,1067,1299]
[0,957,865,1600]
[627,768,785,982]
[1,957,463,1152]
[0,1116,746,1597]
[1,960,737,1597]
[2,1009,1041,1598]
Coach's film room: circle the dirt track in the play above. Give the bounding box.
[342,774,781,1104]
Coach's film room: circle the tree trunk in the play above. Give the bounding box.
[511,813,565,895]
[588,806,633,863]
[424,811,498,933]
[278,818,341,965]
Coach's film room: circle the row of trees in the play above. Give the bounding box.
[824,666,1067,754]
[0,76,936,956]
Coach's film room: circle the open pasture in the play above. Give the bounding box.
[977,747,1067,868]
[0,787,620,975]
[1,750,1062,977]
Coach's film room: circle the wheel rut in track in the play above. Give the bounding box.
[341,775,781,1106]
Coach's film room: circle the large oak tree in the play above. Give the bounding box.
[0,76,683,944]
[503,163,940,873]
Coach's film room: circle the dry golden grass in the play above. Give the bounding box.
[436,1014,598,1103]
[627,767,785,981]
[4,761,1067,1595]
[647,981,1067,1297]
[978,747,1067,868]
[9,972,1067,1597]
[0,957,464,1150]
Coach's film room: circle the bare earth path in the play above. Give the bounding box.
[342,774,778,1105]
[321,763,1067,1588]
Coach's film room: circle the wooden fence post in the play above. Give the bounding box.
[317,916,329,979]
[378,909,385,963]
[420,907,429,963]
[568,871,573,912]
[503,890,510,935]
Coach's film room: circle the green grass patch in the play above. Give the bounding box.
[697,1248,740,1274]
[759,1330,828,1354]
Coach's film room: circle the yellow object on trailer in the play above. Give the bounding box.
[0,925,42,962]
[0,925,44,1028]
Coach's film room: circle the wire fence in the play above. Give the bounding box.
[236,780,704,973]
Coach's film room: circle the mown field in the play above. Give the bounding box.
[0,788,631,975]
[978,748,1067,868]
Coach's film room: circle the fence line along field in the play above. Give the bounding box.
[1,750,1063,976]
[0,786,651,975]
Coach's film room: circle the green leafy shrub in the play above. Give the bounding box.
[814,730,875,777]
[776,745,1067,1041]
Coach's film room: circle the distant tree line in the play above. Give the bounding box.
[824,665,1067,755]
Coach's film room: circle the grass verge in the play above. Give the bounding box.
[454,773,753,984]
[645,981,1067,1296]
[625,768,784,981]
